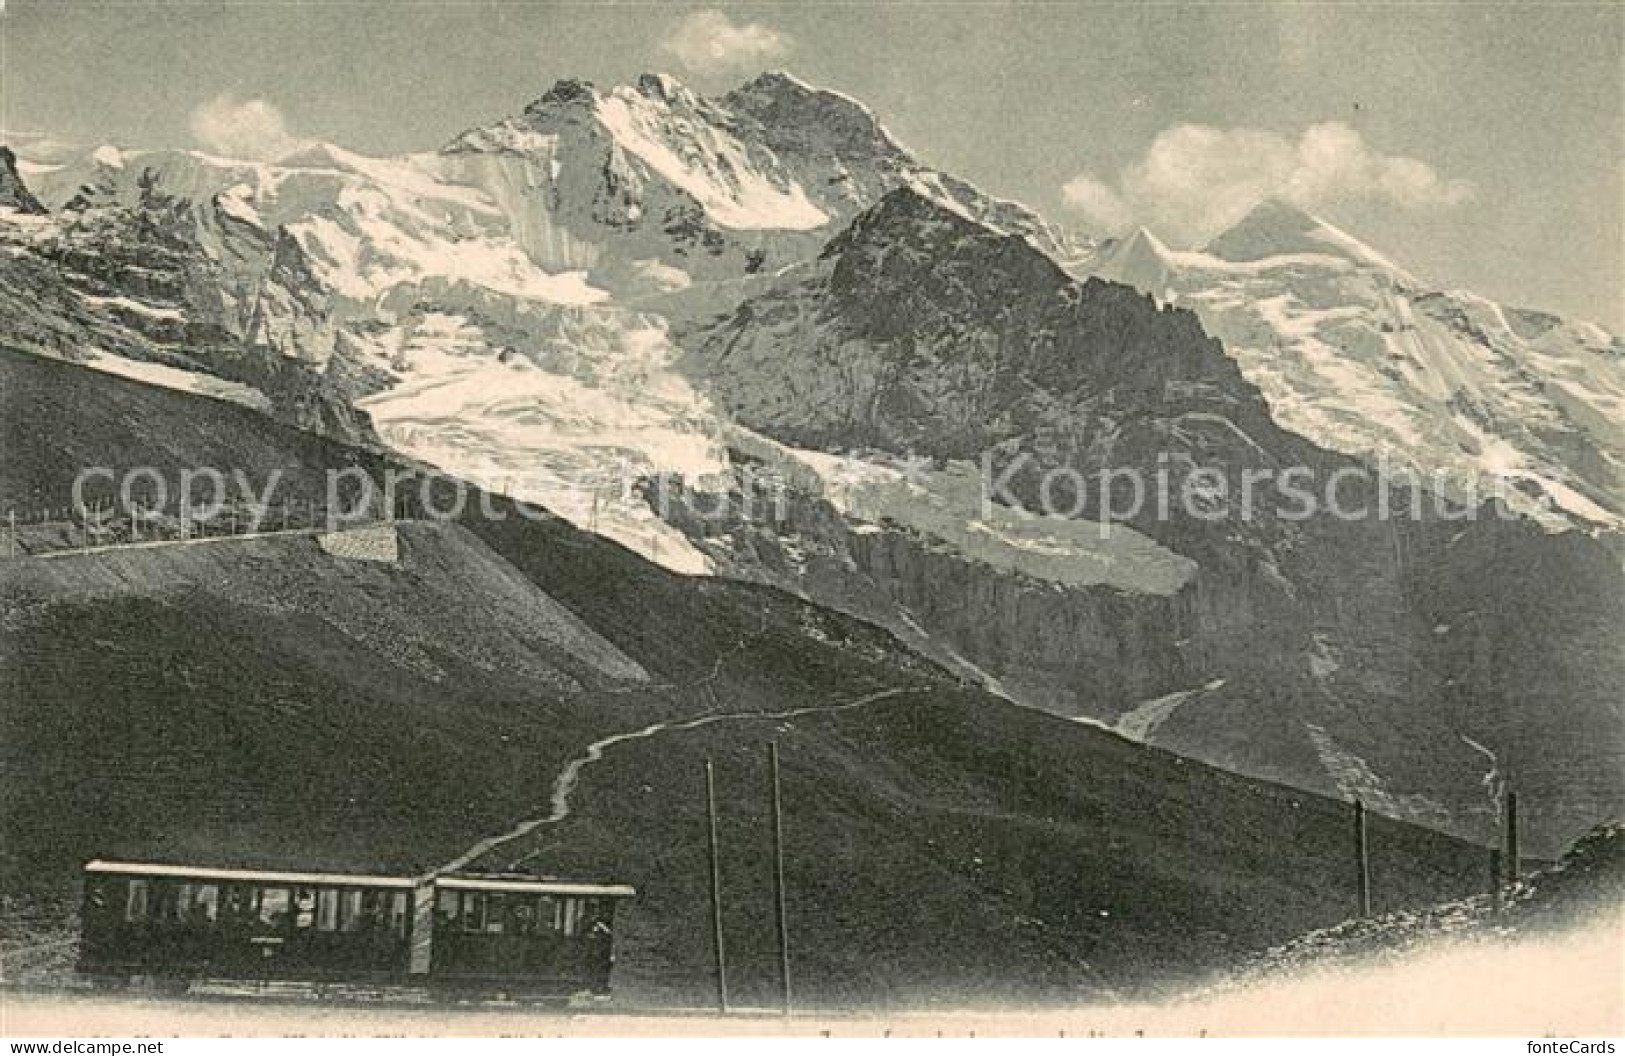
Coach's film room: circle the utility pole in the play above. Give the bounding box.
[1504,789,1520,885]
[705,759,729,1014]
[1353,799,1372,919]
[769,742,792,1016]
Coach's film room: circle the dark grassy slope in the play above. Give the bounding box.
[0,522,670,880]
[501,692,1489,1008]
[0,348,387,516]
[1,349,1488,1005]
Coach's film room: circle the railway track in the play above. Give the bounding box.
[439,684,930,876]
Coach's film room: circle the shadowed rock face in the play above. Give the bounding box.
[721,73,1070,257]
[673,188,1625,855]
[687,187,1250,457]
[0,147,47,215]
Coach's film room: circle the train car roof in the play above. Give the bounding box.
[435,875,636,898]
[83,859,416,889]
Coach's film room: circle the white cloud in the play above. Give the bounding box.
[1060,172,1134,233]
[1062,121,1473,243]
[661,9,791,75]
[188,95,305,161]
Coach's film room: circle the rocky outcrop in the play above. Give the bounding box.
[0,147,46,215]
[0,164,376,446]
[722,72,1073,257]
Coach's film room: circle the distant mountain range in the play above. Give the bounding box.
[1,71,1620,857]
[1083,199,1622,533]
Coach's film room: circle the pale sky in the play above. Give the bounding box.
[2,1,1620,328]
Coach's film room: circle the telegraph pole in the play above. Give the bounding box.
[1504,788,1520,885]
[769,742,792,1016]
[1353,799,1372,919]
[705,760,730,1014]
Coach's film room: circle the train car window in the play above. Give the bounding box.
[435,889,459,924]
[460,891,486,933]
[258,887,290,927]
[510,898,536,936]
[539,894,560,933]
[293,887,317,929]
[485,893,508,934]
[183,883,219,926]
[341,889,367,932]
[316,888,340,932]
[561,897,583,937]
[584,898,611,937]
[389,892,409,937]
[124,878,150,922]
[82,877,117,922]
[221,884,254,924]
[152,881,180,923]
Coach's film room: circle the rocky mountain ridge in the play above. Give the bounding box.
[669,186,1624,855]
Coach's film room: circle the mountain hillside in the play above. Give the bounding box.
[0,349,1494,1007]
[1230,823,1624,989]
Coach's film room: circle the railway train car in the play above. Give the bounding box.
[75,860,635,999]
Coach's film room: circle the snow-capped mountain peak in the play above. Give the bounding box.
[526,77,600,112]
[723,69,905,164]
[1092,225,1180,299]
[1073,198,1623,532]
[436,70,1073,273]
[1203,197,1414,279]
[445,70,831,236]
